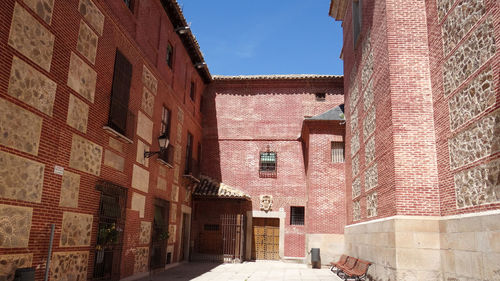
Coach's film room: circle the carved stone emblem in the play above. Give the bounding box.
[260,195,273,212]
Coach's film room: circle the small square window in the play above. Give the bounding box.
[315,93,326,101]
[259,151,277,178]
[203,224,220,231]
[166,43,173,68]
[290,207,305,225]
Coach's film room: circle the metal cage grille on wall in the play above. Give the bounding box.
[193,214,246,263]
[93,181,127,280]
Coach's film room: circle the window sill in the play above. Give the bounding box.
[102,126,133,144]
[259,171,277,178]
[156,158,173,169]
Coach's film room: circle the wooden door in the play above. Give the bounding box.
[252,218,279,260]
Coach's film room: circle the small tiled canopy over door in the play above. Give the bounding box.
[252,218,279,260]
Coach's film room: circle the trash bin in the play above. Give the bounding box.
[14,267,35,281]
[311,248,321,269]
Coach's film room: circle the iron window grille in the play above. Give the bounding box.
[259,151,277,178]
[93,181,127,280]
[290,206,305,225]
[331,141,345,163]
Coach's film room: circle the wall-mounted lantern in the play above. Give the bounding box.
[144,133,169,159]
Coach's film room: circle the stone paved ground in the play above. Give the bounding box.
[141,261,343,281]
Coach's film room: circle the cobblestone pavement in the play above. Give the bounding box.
[141,261,343,281]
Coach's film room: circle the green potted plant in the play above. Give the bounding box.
[95,223,121,263]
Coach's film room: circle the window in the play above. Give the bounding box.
[166,43,173,68]
[184,132,193,173]
[290,207,305,225]
[123,0,134,10]
[315,93,326,101]
[160,107,171,139]
[108,50,132,136]
[203,224,220,231]
[352,0,362,47]
[332,142,345,163]
[259,151,277,178]
[189,82,196,101]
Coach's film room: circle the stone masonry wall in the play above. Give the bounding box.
[431,0,499,215]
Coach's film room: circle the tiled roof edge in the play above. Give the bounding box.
[213,74,343,80]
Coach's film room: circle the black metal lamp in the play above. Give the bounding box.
[144,133,169,158]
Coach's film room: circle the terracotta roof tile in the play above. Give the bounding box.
[193,175,250,200]
[213,74,343,80]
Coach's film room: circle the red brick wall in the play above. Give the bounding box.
[304,122,346,234]
[0,0,205,279]
[201,78,344,257]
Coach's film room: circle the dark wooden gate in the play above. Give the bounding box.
[221,214,245,262]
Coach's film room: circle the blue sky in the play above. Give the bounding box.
[177,0,344,76]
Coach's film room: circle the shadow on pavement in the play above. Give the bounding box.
[140,262,221,281]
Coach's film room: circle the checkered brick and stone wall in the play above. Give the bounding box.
[0,0,205,279]
[334,0,499,279]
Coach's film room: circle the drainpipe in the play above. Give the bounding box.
[44,224,55,281]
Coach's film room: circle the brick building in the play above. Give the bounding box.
[0,0,498,280]
[0,0,347,280]
[198,75,345,263]
[330,0,499,280]
[0,0,208,280]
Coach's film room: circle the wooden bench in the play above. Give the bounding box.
[330,254,348,273]
[336,256,357,273]
[339,258,372,281]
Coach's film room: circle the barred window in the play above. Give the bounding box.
[290,206,305,225]
[332,142,345,163]
[259,151,277,177]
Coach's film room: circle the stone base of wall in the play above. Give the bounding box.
[305,233,344,266]
[344,211,500,281]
